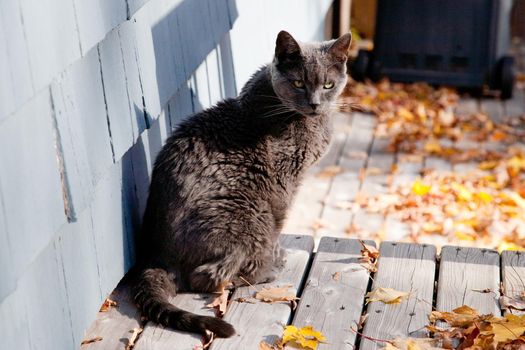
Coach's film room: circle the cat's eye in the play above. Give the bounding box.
[323,82,335,89]
[292,80,305,89]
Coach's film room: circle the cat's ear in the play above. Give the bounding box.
[328,33,352,62]
[275,31,302,62]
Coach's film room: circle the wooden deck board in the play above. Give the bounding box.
[501,251,525,315]
[134,292,215,350]
[80,279,144,350]
[436,246,501,315]
[360,242,436,350]
[317,113,376,237]
[210,235,314,350]
[288,237,374,350]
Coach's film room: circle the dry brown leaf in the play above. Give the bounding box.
[125,328,143,350]
[386,337,441,350]
[366,167,383,176]
[206,288,229,316]
[500,295,525,312]
[316,165,344,179]
[258,340,282,350]
[331,271,341,281]
[99,298,118,312]
[365,287,409,304]
[81,336,103,345]
[358,313,368,330]
[255,285,299,305]
[359,240,379,272]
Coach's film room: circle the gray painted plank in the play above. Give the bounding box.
[0,287,32,350]
[168,81,194,128]
[217,32,237,98]
[361,242,436,350]
[56,208,104,346]
[0,194,15,300]
[80,279,144,350]
[0,89,66,286]
[289,237,374,350]
[501,251,525,315]
[90,159,136,296]
[99,29,136,162]
[210,235,314,349]
[51,47,114,216]
[73,0,127,54]
[0,0,34,115]
[19,0,81,91]
[20,241,75,350]
[0,22,15,120]
[436,246,500,315]
[118,20,148,138]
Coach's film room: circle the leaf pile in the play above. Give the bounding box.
[427,305,525,350]
[357,157,525,250]
[342,79,525,250]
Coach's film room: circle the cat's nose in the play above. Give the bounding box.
[309,103,320,111]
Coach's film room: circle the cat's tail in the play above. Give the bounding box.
[132,267,235,338]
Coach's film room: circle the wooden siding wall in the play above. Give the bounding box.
[0,0,333,349]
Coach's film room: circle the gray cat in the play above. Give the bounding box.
[132,30,352,338]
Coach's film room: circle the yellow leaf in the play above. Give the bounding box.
[498,241,525,253]
[476,191,493,203]
[412,180,431,196]
[479,160,499,170]
[455,231,476,241]
[422,222,442,234]
[365,287,409,304]
[451,183,473,201]
[282,325,326,350]
[424,139,442,154]
[397,107,415,121]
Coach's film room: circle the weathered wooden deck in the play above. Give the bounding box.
[81,234,525,349]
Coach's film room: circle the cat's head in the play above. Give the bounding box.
[270,31,352,117]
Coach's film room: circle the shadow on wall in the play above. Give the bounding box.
[121,0,239,270]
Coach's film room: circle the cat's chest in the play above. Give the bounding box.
[271,115,332,175]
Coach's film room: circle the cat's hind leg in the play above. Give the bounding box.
[189,253,245,292]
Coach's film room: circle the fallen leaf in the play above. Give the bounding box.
[282,325,326,350]
[81,336,103,345]
[255,285,299,305]
[366,167,383,176]
[125,328,143,350]
[412,180,431,196]
[316,165,344,179]
[99,298,118,312]
[387,338,441,350]
[331,272,341,281]
[206,285,230,316]
[500,295,525,312]
[358,313,369,329]
[359,240,379,272]
[258,340,281,350]
[365,287,409,304]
